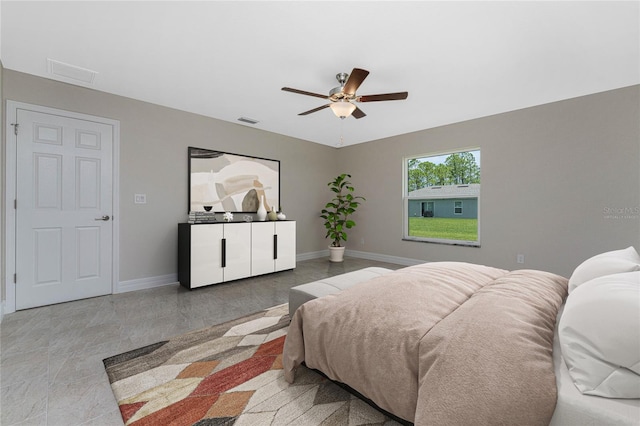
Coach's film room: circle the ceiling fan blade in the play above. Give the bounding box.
[352,106,366,119]
[358,92,408,102]
[342,68,370,95]
[298,104,331,116]
[282,87,328,99]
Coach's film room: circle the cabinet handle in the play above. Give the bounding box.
[221,238,226,268]
[273,234,278,260]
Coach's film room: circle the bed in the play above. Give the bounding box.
[283,248,640,425]
[551,305,640,425]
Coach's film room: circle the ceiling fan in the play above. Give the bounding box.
[282,68,408,119]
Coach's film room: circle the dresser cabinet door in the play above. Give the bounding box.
[222,223,252,281]
[251,222,275,276]
[275,221,296,271]
[190,224,223,287]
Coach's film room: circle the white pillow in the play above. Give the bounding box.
[559,271,640,398]
[568,246,640,293]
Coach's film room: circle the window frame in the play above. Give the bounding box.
[402,148,481,247]
[454,200,463,215]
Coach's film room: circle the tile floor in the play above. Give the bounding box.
[0,257,402,426]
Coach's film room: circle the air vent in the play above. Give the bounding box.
[47,59,97,84]
[237,117,259,125]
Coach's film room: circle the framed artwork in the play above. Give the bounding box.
[188,147,280,213]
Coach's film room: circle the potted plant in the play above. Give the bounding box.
[320,173,366,262]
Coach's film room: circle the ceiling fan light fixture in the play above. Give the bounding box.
[283,67,406,120]
[330,101,356,118]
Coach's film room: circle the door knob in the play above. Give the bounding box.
[95,215,110,221]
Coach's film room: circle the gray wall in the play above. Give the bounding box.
[2,70,338,285]
[1,68,638,302]
[338,85,640,277]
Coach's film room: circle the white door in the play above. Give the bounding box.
[15,109,114,309]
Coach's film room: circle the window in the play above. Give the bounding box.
[403,149,480,246]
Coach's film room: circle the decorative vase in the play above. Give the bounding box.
[268,208,278,221]
[256,195,267,221]
[277,211,286,220]
[328,246,345,263]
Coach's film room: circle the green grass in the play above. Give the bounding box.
[408,217,478,241]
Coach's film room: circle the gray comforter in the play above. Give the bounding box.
[283,262,568,425]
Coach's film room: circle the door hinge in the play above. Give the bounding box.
[11,123,19,135]
[13,273,17,284]
[14,199,17,209]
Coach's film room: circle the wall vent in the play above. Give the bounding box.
[47,59,97,85]
[237,117,259,125]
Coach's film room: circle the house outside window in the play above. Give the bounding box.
[403,149,480,246]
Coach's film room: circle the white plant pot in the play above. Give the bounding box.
[328,246,345,263]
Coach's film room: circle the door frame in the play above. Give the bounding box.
[4,101,120,314]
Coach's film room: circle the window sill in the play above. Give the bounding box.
[402,237,481,248]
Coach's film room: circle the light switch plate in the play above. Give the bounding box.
[134,194,147,204]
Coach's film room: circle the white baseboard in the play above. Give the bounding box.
[297,249,424,267]
[345,249,425,266]
[115,250,418,295]
[296,250,329,261]
[0,252,423,316]
[117,273,178,293]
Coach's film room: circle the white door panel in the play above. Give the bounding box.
[77,226,101,279]
[16,109,114,309]
[76,157,101,209]
[34,227,62,285]
[33,153,62,208]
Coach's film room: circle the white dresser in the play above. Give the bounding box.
[178,221,296,289]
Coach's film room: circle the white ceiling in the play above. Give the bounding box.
[1,1,638,147]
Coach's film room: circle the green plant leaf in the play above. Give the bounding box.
[320,173,365,245]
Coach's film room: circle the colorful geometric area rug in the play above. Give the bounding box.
[103,304,401,425]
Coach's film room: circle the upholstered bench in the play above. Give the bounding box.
[288,267,393,318]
